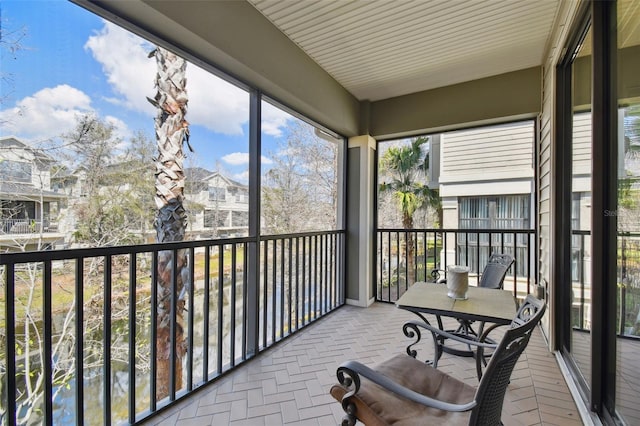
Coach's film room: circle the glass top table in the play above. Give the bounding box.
[396,281,517,324]
[395,281,518,378]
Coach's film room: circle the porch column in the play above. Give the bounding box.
[346,135,377,307]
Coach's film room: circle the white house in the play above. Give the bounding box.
[185,169,249,239]
[0,136,66,252]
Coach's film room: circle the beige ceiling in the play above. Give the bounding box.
[248,0,562,101]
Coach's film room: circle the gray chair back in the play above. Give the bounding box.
[479,253,515,289]
[470,295,545,425]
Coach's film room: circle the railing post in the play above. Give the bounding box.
[246,88,261,357]
[619,237,627,335]
[128,254,136,425]
[103,256,112,425]
[4,264,16,426]
[75,259,85,426]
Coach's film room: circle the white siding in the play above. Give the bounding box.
[538,62,553,292]
[537,0,582,340]
[572,112,592,178]
[440,121,534,184]
[186,173,249,236]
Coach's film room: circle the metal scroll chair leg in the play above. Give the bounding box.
[403,314,445,368]
[475,322,502,380]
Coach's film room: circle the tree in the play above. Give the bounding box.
[123,130,157,238]
[0,18,27,112]
[618,105,640,230]
[63,116,131,247]
[60,116,156,248]
[0,142,77,425]
[147,46,190,401]
[379,136,439,285]
[262,120,338,233]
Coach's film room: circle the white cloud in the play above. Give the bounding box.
[261,102,292,137]
[85,22,156,117]
[85,21,293,137]
[84,22,275,136]
[222,152,249,165]
[233,170,250,183]
[222,152,273,166]
[104,115,129,136]
[104,115,131,149]
[188,66,250,135]
[0,84,94,141]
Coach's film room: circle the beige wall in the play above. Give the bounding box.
[80,1,545,142]
[369,67,542,140]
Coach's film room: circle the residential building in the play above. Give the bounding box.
[0,136,65,252]
[51,161,157,246]
[185,168,249,239]
[434,121,536,276]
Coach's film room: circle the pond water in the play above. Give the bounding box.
[10,277,300,425]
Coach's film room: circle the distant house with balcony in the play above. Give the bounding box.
[0,136,66,252]
[184,168,249,239]
[50,161,158,246]
[46,164,249,245]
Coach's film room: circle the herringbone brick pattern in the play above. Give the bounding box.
[144,303,582,425]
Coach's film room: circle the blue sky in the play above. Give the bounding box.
[0,0,292,182]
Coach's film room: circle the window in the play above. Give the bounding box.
[458,197,490,229]
[232,210,248,227]
[459,196,529,229]
[208,186,226,201]
[458,195,530,275]
[616,2,640,420]
[204,209,230,228]
[235,190,248,204]
[1,2,346,424]
[260,99,340,233]
[376,135,437,229]
[185,180,208,194]
[0,160,32,183]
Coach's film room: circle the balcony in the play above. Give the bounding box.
[0,219,64,251]
[143,303,581,426]
[1,231,344,425]
[3,227,640,424]
[0,219,59,235]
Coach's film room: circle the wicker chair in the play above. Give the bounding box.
[330,294,545,426]
[435,253,515,359]
[435,253,515,290]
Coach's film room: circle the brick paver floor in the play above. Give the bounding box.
[143,303,582,426]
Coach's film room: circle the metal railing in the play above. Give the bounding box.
[0,219,57,235]
[0,230,345,425]
[376,228,640,339]
[376,228,536,303]
[571,230,640,339]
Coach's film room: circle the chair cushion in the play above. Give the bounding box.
[331,354,475,425]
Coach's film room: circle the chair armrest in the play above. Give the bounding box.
[406,320,499,349]
[337,360,477,412]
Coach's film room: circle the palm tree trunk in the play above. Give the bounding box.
[403,214,416,286]
[149,46,189,401]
